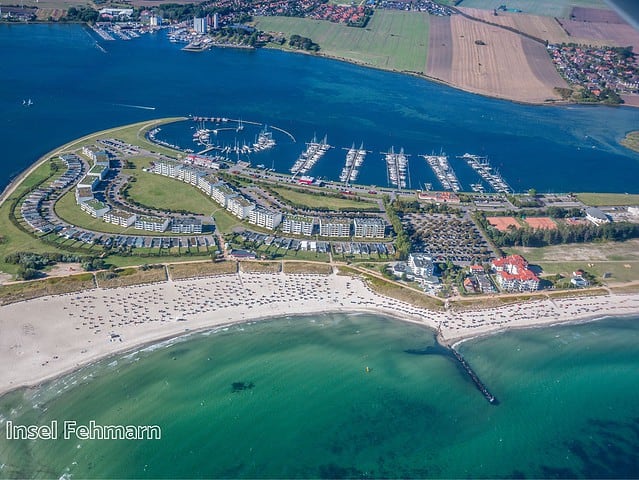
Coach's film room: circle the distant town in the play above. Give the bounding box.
[3,0,639,105]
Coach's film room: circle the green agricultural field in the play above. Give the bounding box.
[126,172,219,215]
[255,10,430,73]
[576,192,639,206]
[456,0,610,18]
[271,187,379,211]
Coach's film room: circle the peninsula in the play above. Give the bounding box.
[1,117,639,396]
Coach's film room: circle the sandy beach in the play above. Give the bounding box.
[1,271,639,397]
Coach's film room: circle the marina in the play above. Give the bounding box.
[459,153,513,194]
[421,152,461,192]
[290,134,331,177]
[252,126,276,152]
[383,147,409,190]
[339,142,367,184]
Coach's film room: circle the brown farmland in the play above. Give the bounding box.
[447,15,567,103]
[457,7,605,45]
[426,16,454,83]
[559,19,639,51]
[570,7,625,23]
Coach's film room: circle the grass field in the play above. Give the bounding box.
[508,240,639,283]
[456,0,610,18]
[576,192,639,206]
[271,187,378,211]
[255,10,430,73]
[127,172,219,215]
[283,262,333,274]
[239,261,282,273]
[0,273,95,306]
[96,265,167,288]
[168,261,238,279]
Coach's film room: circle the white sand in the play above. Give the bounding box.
[1,271,638,396]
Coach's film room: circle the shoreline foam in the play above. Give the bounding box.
[2,271,639,398]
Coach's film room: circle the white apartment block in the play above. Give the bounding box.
[249,207,282,230]
[197,175,221,196]
[211,183,238,208]
[134,216,170,232]
[103,209,137,227]
[153,161,183,178]
[86,164,109,180]
[353,217,386,238]
[281,215,314,236]
[319,218,352,237]
[171,218,203,234]
[227,196,255,219]
[80,199,110,218]
[77,175,100,192]
[75,187,94,204]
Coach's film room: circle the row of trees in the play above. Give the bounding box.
[4,252,107,280]
[476,215,639,247]
[62,7,99,23]
[384,198,409,260]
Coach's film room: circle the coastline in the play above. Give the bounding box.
[2,270,638,399]
[0,117,185,206]
[261,41,638,109]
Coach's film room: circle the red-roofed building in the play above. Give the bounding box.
[491,255,540,292]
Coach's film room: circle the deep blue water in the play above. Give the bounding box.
[2,24,639,193]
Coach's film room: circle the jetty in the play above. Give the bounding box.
[290,135,331,177]
[383,147,409,190]
[421,152,461,192]
[339,142,367,185]
[435,326,497,405]
[459,153,512,194]
[449,347,498,404]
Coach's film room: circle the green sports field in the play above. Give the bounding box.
[255,10,430,73]
[456,0,610,18]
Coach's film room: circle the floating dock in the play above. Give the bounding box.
[383,147,409,190]
[291,134,330,176]
[421,152,461,192]
[459,153,512,194]
[339,142,367,184]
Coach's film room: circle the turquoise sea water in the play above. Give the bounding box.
[2,24,639,478]
[2,24,639,193]
[1,313,639,478]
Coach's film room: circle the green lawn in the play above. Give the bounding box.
[576,192,639,206]
[456,0,610,17]
[271,187,379,211]
[536,261,639,283]
[127,172,219,215]
[255,10,430,73]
